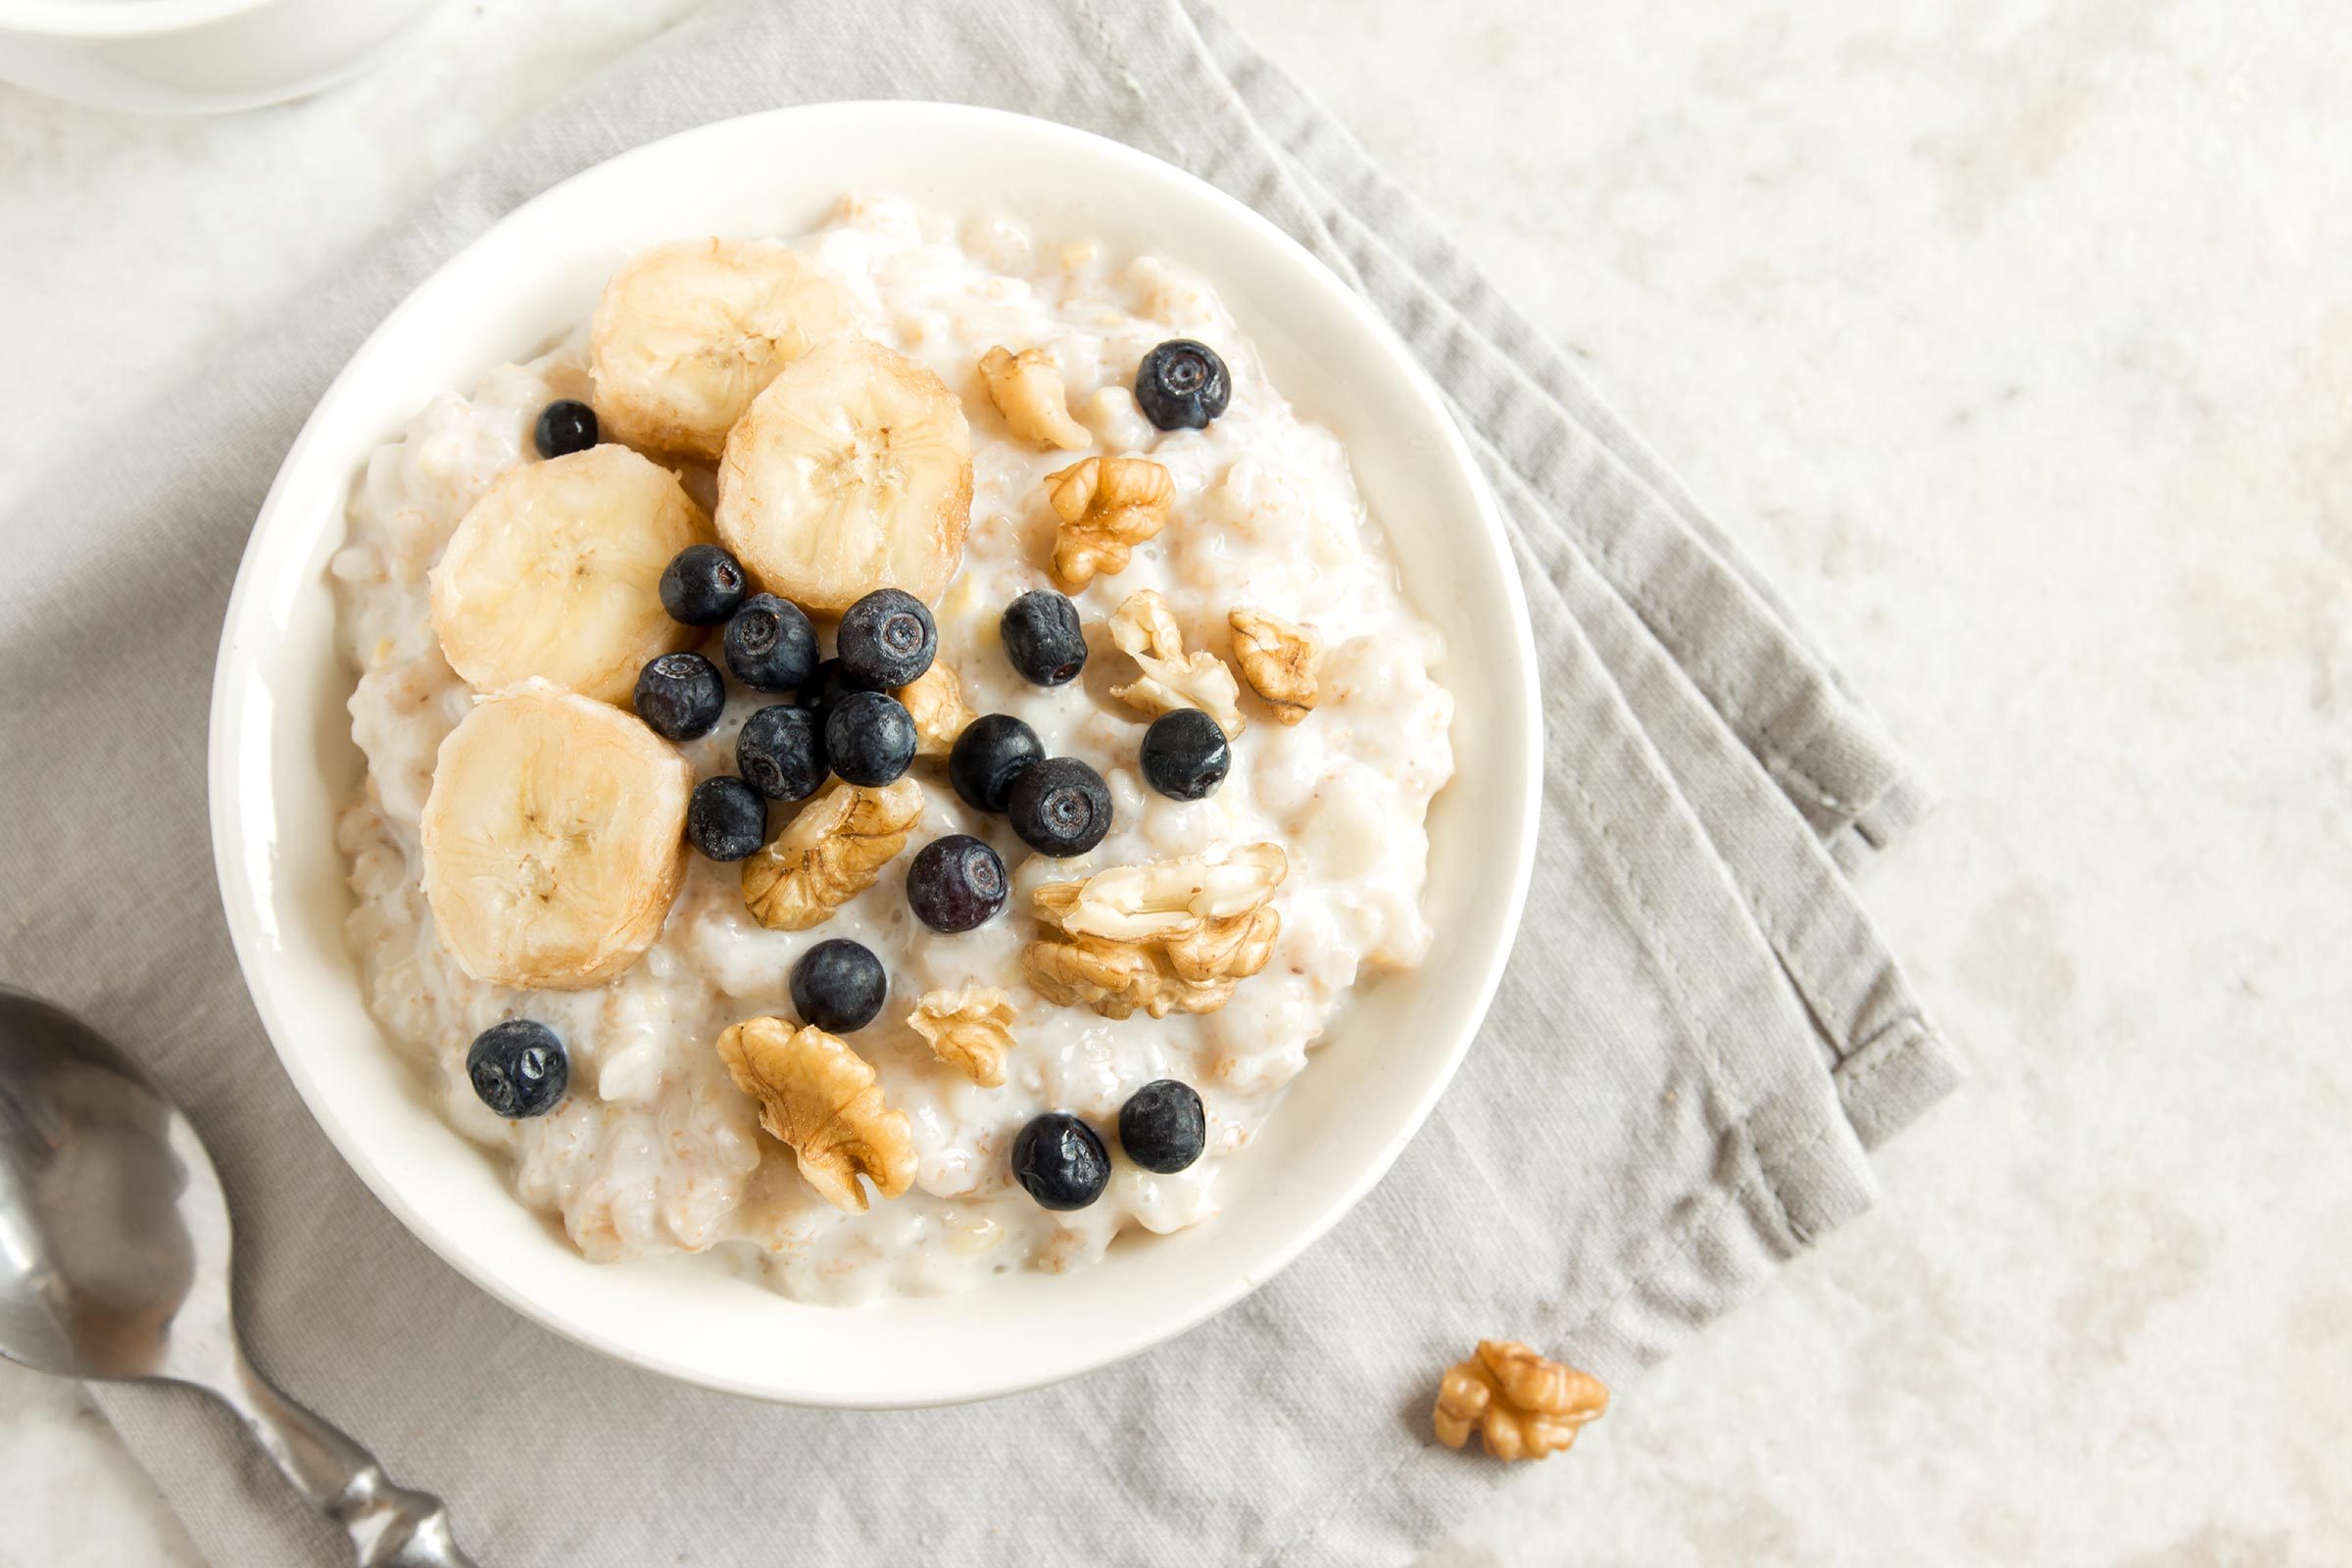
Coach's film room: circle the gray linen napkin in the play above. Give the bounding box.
[0,2,1961,1562]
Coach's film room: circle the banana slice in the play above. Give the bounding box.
[715,336,971,612]
[420,685,691,991]
[429,445,710,706]
[589,238,854,461]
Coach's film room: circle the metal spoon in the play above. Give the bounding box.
[0,987,477,1567]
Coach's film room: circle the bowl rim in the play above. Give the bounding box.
[208,100,1542,1406]
[0,0,280,38]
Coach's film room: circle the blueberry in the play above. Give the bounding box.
[686,775,767,861]
[736,704,828,801]
[1006,757,1112,857]
[906,834,1008,933]
[1117,1080,1206,1173]
[1010,1112,1110,1211]
[796,658,860,725]
[466,1019,568,1118]
[837,588,937,689]
[1001,589,1088,687]
[824,689,917,787]
[948,713,1045,814]
[1139,708,1231,801]
[790,939,888,1034]
[723,593,818,693]
[1133,339,1231,431]
[633,651,725,742]
[533,399,598,459]
[660,543,749,627]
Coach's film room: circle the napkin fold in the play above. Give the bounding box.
[0,2,1960,1562]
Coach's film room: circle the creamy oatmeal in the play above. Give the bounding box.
[328,195,1454,1303]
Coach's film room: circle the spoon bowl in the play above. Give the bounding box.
[0,993,225,1385]
[0,987,476,1567]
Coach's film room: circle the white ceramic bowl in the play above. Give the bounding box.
[210,102,1540,1408]
[0,0,441,114]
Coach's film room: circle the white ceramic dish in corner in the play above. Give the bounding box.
[209,102,1541,1409]
[0,0,443,114]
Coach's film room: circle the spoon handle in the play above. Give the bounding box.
[214,1341,479,1568]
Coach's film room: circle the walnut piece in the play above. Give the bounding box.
[979,346,1089,451]
[1045,456,1173,589]
[1022,844,1284,1018]
[897,660,975,760]
[1229,608,1322,725]
[1023,938,1233,1020]
[715,1017,916,1212]
[1041,842,1286,941]
[1432,1341,1609,1462]
[907,984,1018,1087]
[740,776,922,931]
[1105,589,1245,738]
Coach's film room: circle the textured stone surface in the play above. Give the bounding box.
[3,0,2345,1561]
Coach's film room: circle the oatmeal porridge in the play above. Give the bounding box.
[328,194,1454,1303]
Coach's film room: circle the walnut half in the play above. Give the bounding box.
[907,984,1018,1087]
[897,659,975,760]
[716,1017,916,1212]
[1433,1341,1608,1461]
[1024,938,1226,1021]
[740,777,922,931]
[979,346,1089,451]
[1106,589,1245,739]
[1229,608,1321,725]
[1022,844,1284,1018]
[1046,456,1173,590]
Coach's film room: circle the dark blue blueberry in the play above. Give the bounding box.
[660,543,749,626]
[723,592,818,693]
[533,399,598,459]
[1117,1080,1206,1173]
[736,704,827,801]
[466,1019,568,1118]
[633,651,725,742]
[795,657,863,726]
[1139,708,1231,802]
[1011,1112,1110,1210]
[1007,757,1111,857]
[1001,589,1088,687]
[790,939,888,1034]
[686,775,767,861]
[837,588,937,690]
[947,713,1045,814]
[823,689,917,787]
[1133,339,1231,431]
[905,834,1008,933]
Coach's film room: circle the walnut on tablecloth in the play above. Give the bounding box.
[1432,1341,1608,1461]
